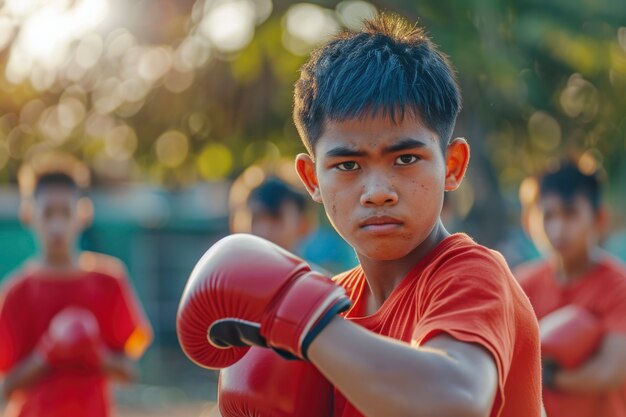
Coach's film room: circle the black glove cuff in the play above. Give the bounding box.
[542,359,560,390]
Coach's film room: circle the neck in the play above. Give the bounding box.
[358,221,449,311]
[40,250,79,271]
[553,248,600,283]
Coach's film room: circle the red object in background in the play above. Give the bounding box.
[540,304,603,369]
[38,306,103,370]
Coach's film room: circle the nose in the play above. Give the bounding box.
[360,173,398,207]
[544,217,565,243]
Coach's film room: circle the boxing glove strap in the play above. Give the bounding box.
[262,272,351,359]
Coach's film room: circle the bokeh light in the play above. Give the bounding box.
[336,0,377,30]
[528,111,561,152]
[200,0,256,53]
[155,130,190,168]
[283,3,340,55]
[197,143,233,180]
[4,0,109,84]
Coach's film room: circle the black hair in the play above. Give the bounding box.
[248,177,307,217]
[538,162,601,212]
[34,172,80,196]
[293,13,461,154]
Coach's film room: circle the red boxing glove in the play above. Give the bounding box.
[219,347,334,417]
[38,306,102,370]
[176,234,351,369]
[540,304,603,369]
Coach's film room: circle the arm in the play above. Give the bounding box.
[101,349,138,383]
[1,352,48,398]
[308,317,498,417]
[554,332,626,392]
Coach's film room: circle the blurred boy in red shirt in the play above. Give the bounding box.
[516,161,626,417]
[0,153,153,417]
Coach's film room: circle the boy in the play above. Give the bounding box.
[230,174,313,254]
[177,13,542,417]
[515,162,626,417]
[0,153,153,417]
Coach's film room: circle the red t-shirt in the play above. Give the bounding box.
[516,256,626,417]
[332,234,542,417]
[0,255,152,417]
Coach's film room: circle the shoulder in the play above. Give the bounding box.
[428,234,512,277]
[79,251,129,282]
[592,254,626,290]
[421,235,526,301]
[0,265,36,300]
[598,254,626,278]
[511,259,549,285]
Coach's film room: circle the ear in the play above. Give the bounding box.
[19,199,34,225]
[295,153,322,203]
[444,138,470,191]
[77,197,94,229]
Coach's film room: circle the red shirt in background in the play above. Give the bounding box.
[332,234,542,417]
[0,253,152,417]
[516,256,626,417]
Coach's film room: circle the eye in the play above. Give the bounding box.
[395,154,419,165]
[336,161,360,171]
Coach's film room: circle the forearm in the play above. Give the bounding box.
[2,353,48,398]
[307,318,493,417]
[555,361,626,392]
[554,333,626,392]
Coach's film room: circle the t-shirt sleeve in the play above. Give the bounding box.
[411,249,517,416]
[0,280,25,374]
[102,273,153,360]
[598,272,626,334]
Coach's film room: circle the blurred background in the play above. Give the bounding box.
[0,0,625,415]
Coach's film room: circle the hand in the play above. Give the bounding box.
[177,234,351,369]
[541,359,560,390]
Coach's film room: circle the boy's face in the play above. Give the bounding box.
[248,200,306,252]
[297,113,466,261]
[31,185,83,260]
[538,192,599,262]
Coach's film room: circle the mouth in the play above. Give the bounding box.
[359,215,404,231]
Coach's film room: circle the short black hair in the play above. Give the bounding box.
[293,13,461,154]
[248,177,307,217]
[34,172,80,196]
[18,152,90,198]
[538,162,601,212]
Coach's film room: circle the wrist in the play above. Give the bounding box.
[306,315,343,362]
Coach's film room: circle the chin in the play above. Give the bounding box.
[356,242,415,262]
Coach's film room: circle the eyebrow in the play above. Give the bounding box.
[383,138,428,154]
[324,137,428,158]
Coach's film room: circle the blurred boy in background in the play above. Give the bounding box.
[229,166,318,254]
[0,153,153,417]
[231,174,313,254]
[515,160,626,417]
